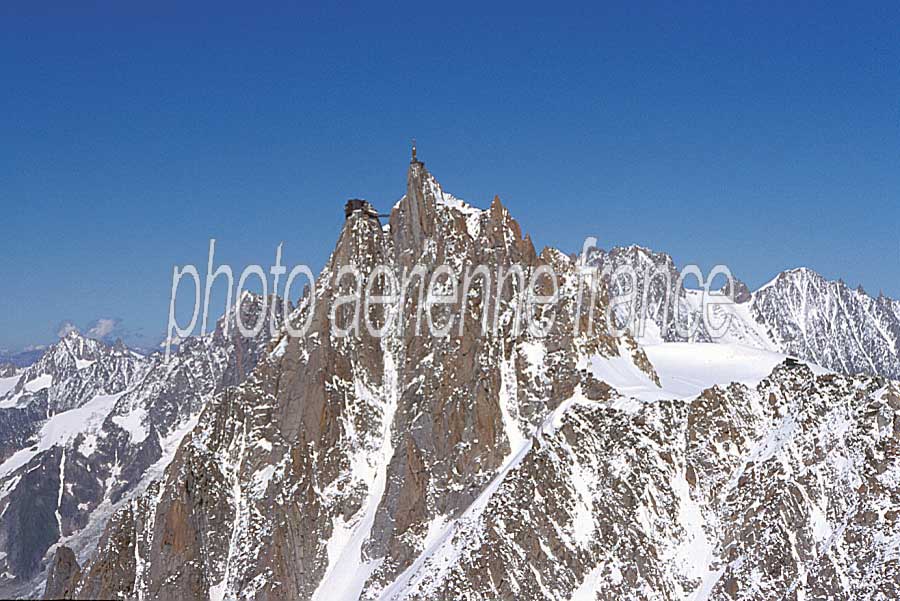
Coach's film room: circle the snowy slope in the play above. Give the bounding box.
[643,342,828,398]
[0,375,19,401]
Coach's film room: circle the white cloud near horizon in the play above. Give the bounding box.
[87,318,120,339]
[56,321,79,338]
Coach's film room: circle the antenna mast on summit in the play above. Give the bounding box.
[411,138,417,163]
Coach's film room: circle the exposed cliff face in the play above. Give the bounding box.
[62,159,653,600]
[44,546,80,599]
[383,364,899,600]
[0,295,283,599]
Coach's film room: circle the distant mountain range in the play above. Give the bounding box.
[0,295,286,598]
[0,348,48,369]
[594,245,900,379]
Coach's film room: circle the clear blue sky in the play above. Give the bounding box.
[1,2,898,351]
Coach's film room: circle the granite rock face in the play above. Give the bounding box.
[61,159,655,600]
[386,363,899,600]
[44,546,80,599]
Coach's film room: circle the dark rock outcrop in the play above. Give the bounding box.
[44,546,80,599]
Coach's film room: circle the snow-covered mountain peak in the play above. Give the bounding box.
[9,157,898,601]
[47,155,661,601]
[0,331,146,414]
[755,265,821,292]
[751,266,900,378]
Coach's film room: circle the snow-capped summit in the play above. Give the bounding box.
[1,330,144,414]
[751,264,900,378]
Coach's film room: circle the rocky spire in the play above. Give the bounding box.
[389,154,437,257]
[58,152,653,601]
[43,546,80,599]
